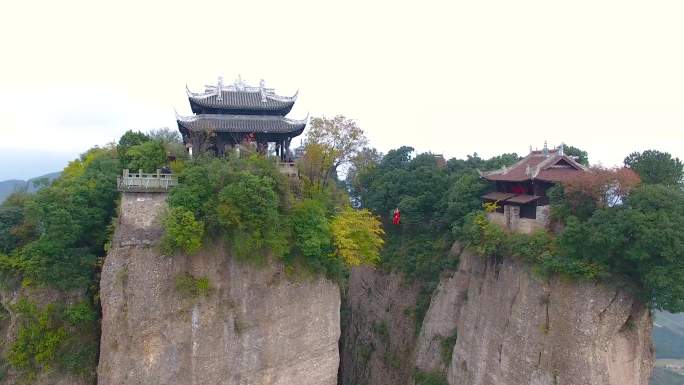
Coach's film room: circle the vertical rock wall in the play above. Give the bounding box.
[97,193,341,385]
[341,246,655,385]
[416,249,654,385]
[339,266,420,385]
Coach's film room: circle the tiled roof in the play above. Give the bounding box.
[186,78,297,114]
[506,194,540,204]
[176,114,307,135]
[482,192,516,201]
[188,89,296,113]
[480,146,588,183]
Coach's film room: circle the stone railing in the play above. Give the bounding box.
[278,162,298,178]
[117,169,178,192]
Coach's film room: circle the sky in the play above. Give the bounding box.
[0,0,683,180]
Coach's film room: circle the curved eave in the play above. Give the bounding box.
[188,98,295,116]
[176,114,307,135]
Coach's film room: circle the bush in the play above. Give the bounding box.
[161,208,204,254]
[414,369,449,385]
[440,329,458,364]
[7,299,98,381]
[174,273,212,298]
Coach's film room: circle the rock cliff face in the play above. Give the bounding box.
[339,266,420,385]
[97,193,340,385]
[342,246,655,385]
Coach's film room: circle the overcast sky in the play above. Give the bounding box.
[1,0,683,180]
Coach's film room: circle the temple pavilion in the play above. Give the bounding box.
[479,143,588,233]
[176,76,307,161]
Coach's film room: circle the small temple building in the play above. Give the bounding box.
[479,143,588,233]
[176,76,307,161]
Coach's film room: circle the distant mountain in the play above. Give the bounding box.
[654,311,684,359]
[0,172,61,203]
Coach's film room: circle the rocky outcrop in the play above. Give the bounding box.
[339,266,420,385]
[97,193,340,385]
[415,248,654,385]
[341,245,654,385]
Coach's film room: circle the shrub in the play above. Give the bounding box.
[174,273,212,298]
[440,329,458,364]
[7,299,98,381]
[414,369,449,385]
[161,207,204,254]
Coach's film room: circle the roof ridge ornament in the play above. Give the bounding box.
[260,79,267,103]
[543,141,549,157]
[235,75,246,91]
[217,76,224,102]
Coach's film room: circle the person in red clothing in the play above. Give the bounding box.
[392,208,401,225]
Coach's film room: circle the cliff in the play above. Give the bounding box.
[97,193,340,385]
[342,245,655,385]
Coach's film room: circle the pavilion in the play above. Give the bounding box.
[479,143,589,233]
[176,76,307,162]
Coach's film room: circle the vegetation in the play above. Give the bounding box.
[0,146,120,289]
[7,299,98,382]
[414,369,449,385]
[163,117,383,280]
[174,273,212,298]
[160,207,204,254]
[624,149,683,186]
[439,329,458,365]
[0,129,184,380]
[350,146,519,326]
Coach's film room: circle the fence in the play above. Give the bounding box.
[117,169,178,192]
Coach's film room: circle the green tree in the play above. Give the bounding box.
[160,207,204,254]
[624,150,683,186]
[216,172,288,260]
[117,130,150,169]
[126,140,167,173]
[564,144,589,166]
[558,185,684,312]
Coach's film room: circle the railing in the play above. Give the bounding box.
[278,162,298,177]
[117,169,178,192]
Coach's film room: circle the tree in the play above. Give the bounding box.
[346,147,382,204]
[304,115,368,187]
[160,207,204,254]
[624,150,683,186]
[290,199,333,263]
[117,130,150,169]
[558,184,684,312]
[148,127,186,159]
[330,206,384,266]
[558,167,641,220]
[564,145,589,166]
[125,140,167,173]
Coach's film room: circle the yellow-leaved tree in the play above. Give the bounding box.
[330,207,385,266]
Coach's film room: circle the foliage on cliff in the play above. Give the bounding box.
[0,129,182,382]
[163,118,384,279]
[348,146,519,324]
[7,299,98,383]
[0,146,120,289]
